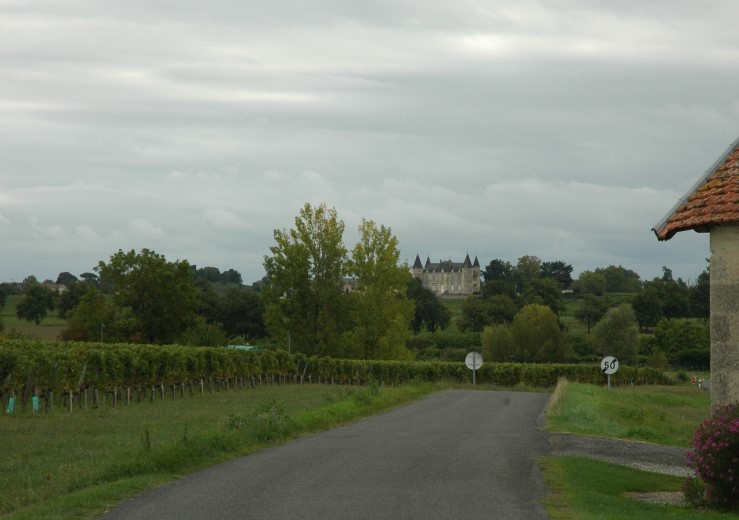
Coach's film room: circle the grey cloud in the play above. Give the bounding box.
[0,0,735,283]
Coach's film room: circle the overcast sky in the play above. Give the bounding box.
[1,0,737,286]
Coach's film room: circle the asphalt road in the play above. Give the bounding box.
[99,390,551,520]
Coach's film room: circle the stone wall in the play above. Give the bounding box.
[710,223,739,408]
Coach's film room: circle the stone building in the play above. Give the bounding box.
[412,254,481,298]
[653,136,739,408]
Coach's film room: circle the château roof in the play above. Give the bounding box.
[414,255,481,273]
[653,137,739,241]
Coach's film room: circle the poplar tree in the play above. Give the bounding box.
[263,203,348,356]
[345,219,414,360]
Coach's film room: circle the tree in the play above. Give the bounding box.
[220,269,243,284]
[79,272,99,287]
[593,304,639,365]
[541,260,573,289]
[196,266,222,282]
[0,285,6,308]
[576,271,607,296]
[407,277,450,333]
[514,255,541,294]
[632,288,663,330]
[481,323,516,362]
[61,287,114,341]
[660,281,690,319]
[194,278,222,323]
[641,278,690,320]
[96,248,198,344]
[55,272,78,287]
[653,318,709,368]
[574,294,610,333]
[521,277,564,314]
[594,265,641,293]
[486,294,518,324]
[511,304,567,363]
[482,259,516,298]
[345,219,414,359]
[458,296,490,333]
[57,280,89,319]
[16,281,56,325]
[263,203,348,357]
[219,287,265,339]
[689,268,710,319]
[180,317,231,347]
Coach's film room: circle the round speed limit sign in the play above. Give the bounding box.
[600,356,619,375]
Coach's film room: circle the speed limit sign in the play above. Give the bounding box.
[600,356,619,390]
[600,356,619,375]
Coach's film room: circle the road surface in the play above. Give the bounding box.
[100,390,551,520]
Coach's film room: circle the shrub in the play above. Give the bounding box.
[681,477,708,508]
[220,399,289,442]
[686,402,739,509]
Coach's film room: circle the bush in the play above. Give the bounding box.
[220,399,289,442]
[687,402,739,509]
[681,477,708,508]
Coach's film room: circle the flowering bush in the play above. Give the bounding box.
[687,402,739,509]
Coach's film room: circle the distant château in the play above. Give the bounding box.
[412,254,481,298]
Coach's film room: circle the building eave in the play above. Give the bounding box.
[652,136,739,241]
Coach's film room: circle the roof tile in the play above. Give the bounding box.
[655,144,739,240]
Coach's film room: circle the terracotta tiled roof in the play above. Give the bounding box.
[653,138,739,241]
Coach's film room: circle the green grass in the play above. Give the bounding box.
[545,380,710,446]
[0,382,440,520]
[541,380,739,518]
[541,457,737,520]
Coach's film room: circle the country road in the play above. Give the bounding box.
[99,390,551,520]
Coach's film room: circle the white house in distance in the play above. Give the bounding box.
[653,136,739,409]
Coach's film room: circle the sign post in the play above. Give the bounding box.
[465,351,483,385]
[600,356,619,390]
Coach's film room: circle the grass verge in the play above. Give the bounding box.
[545,379,710,446]
[1,382,440,520]
[542,379,739,518]
[541,457,737,520]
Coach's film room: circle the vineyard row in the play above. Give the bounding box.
[1,339,671,413]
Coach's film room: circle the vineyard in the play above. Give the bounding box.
[0,339,671,414]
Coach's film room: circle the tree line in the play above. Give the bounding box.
[453,258,709,370]
[1,203,449,361]
[1,202,711,369]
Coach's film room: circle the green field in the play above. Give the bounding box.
[0,294,66,341]
[0,382,439,520]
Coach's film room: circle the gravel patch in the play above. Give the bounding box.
[548,432,692,478]
[548,433,694,507]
